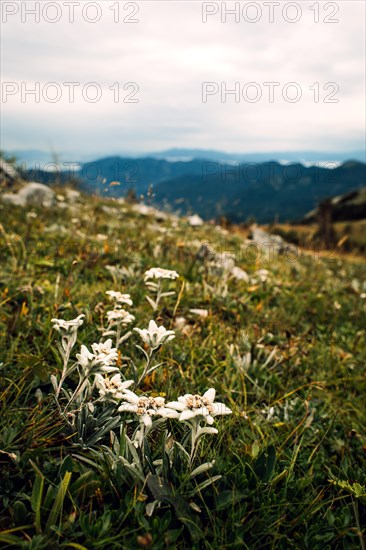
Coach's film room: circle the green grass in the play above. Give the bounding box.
[0,189,365,549]
[270,220,366,255]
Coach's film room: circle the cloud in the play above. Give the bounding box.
[1,0,365,155]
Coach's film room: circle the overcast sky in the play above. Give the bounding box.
[1,0,365,158]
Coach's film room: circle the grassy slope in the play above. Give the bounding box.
[0,190,365,549]
[268,221,366,255]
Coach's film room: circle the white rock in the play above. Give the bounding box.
[65,188,81,201]
[2,182,55,207]
[187,214,204,226]
[189,308,209,318]
[2,192,25,206]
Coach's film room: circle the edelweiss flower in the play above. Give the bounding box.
[95,373,133,400]
[76,344,95,368]
[144,267,179,281]
[51,314,85,332]
[134,320,175,349]
[106,291,133,307]
[118,390,179,426]
[91,339,118,365]
[253,269,270,283]
[107,309,135,325]
[76,344,118,373]
[166,388,232,425]
[231,266,250,282]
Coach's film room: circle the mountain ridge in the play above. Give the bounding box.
[20,156,366,224]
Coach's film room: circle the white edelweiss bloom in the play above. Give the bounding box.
[107,309,135,325]
[118,391,179,426]
[105,291,133,307]
[95,373,134,400]
[91,339,118,365]
[253,269,270,283]
[166,388,232,425]
[134,320,175,349]
[76,344,95,368]
[144,267,179,281]
[51,314,85,332]
[231,266,250,283]
[76,344,118,374]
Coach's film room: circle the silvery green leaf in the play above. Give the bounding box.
[50,374,58,393]
[145,295,157,310]
[196,426,218,438]
[160,291,176,298]
[262,347,278,368]
[146,362,164,375]
[189,475,222,496]
[145,282,158,290]
[56,342,66,359]
[189,502,202,513]
[102,330,116,337]
[61,337,69,352]
[190,461,215,478]
[146,500,158,517]
[134,344,149,362]
[35,388,43,403]
[118,331,132,345]
[125,435,142,465]
[118,457,145,482]
[60,387,72,399]
[173,441,191,462]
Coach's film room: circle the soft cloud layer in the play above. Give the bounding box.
[1,0,365,156]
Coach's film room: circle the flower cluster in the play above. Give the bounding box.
[106,308,135,326]
[95,373,134,401]
[134,320,175,349]
[251,269,270,284]
[118,391,179,426]
[144,267,179,311]
[51,314,85,332]
[144,267,179,281]
[104,286,135,345]
[167,389,232,425]
[91,339,119,365]
[106,291,133,307]
[51,270,232,478]
[76,342,119,374]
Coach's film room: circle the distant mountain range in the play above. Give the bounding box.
[8,148,366,166]
[19,154,366,224]
[148,148,366,165]
[152,160,366,223]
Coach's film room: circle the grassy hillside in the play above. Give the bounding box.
[0,189,365,549]
[270,220,366,255]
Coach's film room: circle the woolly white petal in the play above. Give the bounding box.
[203,388,216,403]
[180,409,201,422]
[118,403,137,413]
[159,408,180,419]
[212,403,232,416]
[165,401,186,411]
[142,414,152,427]
[121,390,140,404]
